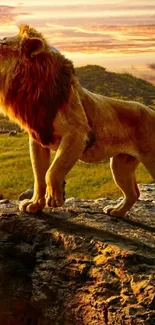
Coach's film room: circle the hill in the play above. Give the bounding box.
[1,65,155,132]
[75,65,155,107]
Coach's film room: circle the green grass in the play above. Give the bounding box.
[0,133,153,200]
[0,134,33,198]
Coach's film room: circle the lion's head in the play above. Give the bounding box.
[0,25,47,64]
[0,25,74,145]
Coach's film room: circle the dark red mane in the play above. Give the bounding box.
[5,51,74,145]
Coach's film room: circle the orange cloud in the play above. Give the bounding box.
[1,1,155,85]
[0,5,16,24]
[44,24,155,56]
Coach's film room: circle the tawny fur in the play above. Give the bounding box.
[0,25,155,216]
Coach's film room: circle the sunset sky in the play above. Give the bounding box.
[0,0,155,84]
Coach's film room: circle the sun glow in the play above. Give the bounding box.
[0,0,155,84]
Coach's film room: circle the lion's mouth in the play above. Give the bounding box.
[0,42,9,57]
[0,41,7,47]
[0,39,9,51]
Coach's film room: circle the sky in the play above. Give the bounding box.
[0,0,155,84]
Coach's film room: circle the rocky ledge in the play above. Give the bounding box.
[0,184,154,325]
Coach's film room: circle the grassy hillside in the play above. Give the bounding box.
[0,134,153,200]
[1,65,155,131]
[75,65,155,107]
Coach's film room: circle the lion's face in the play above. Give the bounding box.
[0,25,46,62]
[0,34,20,60]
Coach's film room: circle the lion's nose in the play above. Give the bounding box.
[0,38,8,45]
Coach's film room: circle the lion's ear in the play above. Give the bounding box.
[21,37,45,58]
[19,25,30,36]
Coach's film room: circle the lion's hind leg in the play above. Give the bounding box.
[104,154,140,217]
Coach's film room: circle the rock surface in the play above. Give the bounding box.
[0,184,154,325]
[18,188,33,201]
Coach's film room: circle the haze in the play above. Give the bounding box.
[0,0,155,84]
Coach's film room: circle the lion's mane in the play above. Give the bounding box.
[0,25,74,145]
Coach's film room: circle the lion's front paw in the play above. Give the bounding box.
[19,197,45,213]
[45,181,66,208]
[103,205,126,217]
[45,188,64,208]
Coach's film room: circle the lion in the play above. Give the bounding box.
[0,25,155,217]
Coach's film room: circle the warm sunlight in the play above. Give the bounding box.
[0,4,155,322]
[0,0,155,83]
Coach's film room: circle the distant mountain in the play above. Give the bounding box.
[75,65,155,107]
